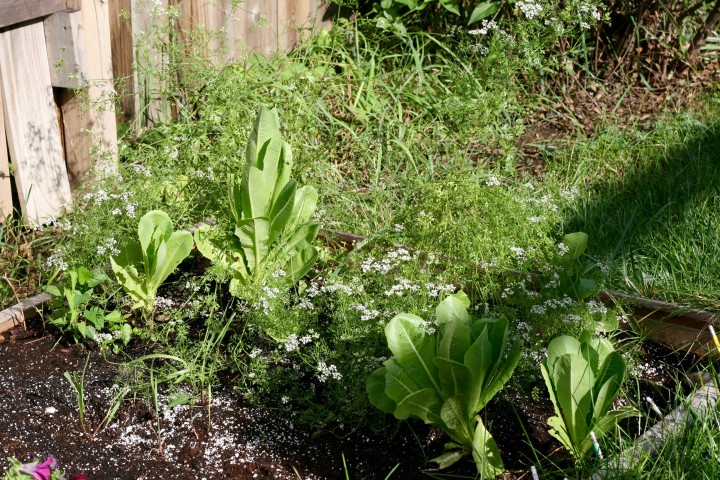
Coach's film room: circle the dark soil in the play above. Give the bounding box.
[0,315,699,480]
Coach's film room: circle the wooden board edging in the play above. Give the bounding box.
[0,293,51,334]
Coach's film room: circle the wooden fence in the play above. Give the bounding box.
[0,0,328,226]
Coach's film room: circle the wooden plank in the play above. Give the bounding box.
[0,293,51,334]
[244,0,276,55]
[79,0,118,168]
[0,0,79,29]
[0,21,72,225]
[109,0,135,124]
[0,86,11,221]
[131,0,170,130]
[58,89,92,188]
[44,11,87,89]
[277,0,296,51]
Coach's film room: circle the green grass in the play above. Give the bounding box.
[543,109,720,308]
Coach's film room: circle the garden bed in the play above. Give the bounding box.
[0,314,698,480]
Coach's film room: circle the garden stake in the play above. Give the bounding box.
[645,397,663,418]
[590,431,604,460]
[708,325,720,355]
[531,465,540,480]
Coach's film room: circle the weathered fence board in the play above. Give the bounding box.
[109,0,135,123]
[58,89,93,188]
[0,88,11,221]
[44,10,87,89]
[0,0,80,29]
[0,21,72,225]
[79,0,118,167]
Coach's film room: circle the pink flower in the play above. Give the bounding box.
[19,455,56,480]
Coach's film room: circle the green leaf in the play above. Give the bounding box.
[367,367,396,414]
[439,0,460,15]
[434,357,472,398]
[472,417,504,477]
[287,244,318,284]
[440,397,472,440]
[148,230,193,292]
[468,1,500,25]
[437,313,471,364]
[384,360,424,404]
[543,334,630,459]
[138,210,173,276]
[563,232,589,260]
[394,388,443,424]
[385,313,440,392]
[235,218,271,273]
[430,449,466,469]
[268,179,297,243]
[45,285,62,297]
[287,186,318,234]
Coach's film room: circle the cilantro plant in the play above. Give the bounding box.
[44,267,130,344]
[110,210,193,323]
[541,333,637,460]
[195,107,319,305]
[367,291,521,476]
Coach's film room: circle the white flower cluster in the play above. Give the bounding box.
[96,237,120,256]
[469,19,498,36]
[45,250,68,271]
[510,246,527,262]
[384,278,420,296]
[352,303,381,321]
[486,176,501,187]
[361,248,413,275]
[317,361,342,382]
[84,189,137,218]
[132,164,152,177]
[558,242,570,256]
[195,166,215,180]
[284,330,318,352]
[154,296,179,309]
[518,0,543,19]
[516,320,533,341]
[322,279,364,296]
[586,300,607,315]
[425,282,456,298]
[164,145,179,160]
[530,295,576,315]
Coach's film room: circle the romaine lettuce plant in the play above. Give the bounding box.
[110,210,193,321]
[194,107,319,300]
[541,334,636,459]
[367,292,521,476]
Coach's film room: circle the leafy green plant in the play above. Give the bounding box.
[370,0,500,28]
[541,334,637,460]
[110,210,193,322]
[367,291,521,476]
[557,232,598,300]
[44,267,129,344]
[195,107,319,301]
